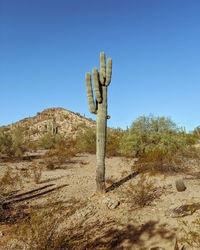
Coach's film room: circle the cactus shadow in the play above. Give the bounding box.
[3,184,68,207]
[106,170,140,192]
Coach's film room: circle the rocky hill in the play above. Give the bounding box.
[5,107,96,141]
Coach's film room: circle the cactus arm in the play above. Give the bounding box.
[85,72,97,114]
[105,58,112,86]
[92,68,102,103]
[100,52,106,85]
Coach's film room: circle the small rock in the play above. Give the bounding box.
[76,205,94,217]
[175,178,186,192]
[0,231,5,236]
[101,197,120,209]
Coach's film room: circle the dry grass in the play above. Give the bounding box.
[4,198,89,250]
[178,217,200,249]
[119,173,156,208]
[43,139,78,170]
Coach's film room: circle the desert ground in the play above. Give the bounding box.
[1,151,200,249]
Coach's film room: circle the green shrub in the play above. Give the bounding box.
[119,115,200,174]
[44,139,78,170]
[106,128,124,156]
[0,128,13,156]
[0,126,25,158]
[11,126,25,158]
[38,132,64,150]
[76,127,124,155]
[76,128,96,153]
[119,115,191,157]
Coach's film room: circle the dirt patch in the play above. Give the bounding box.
[0,153,200,249]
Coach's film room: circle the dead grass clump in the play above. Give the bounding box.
[9,198,89,250]
[131,147,200,176]
[0,167,21,196]
[30,164,43,184]
[13,201,69,249]
[178,217,200,249]
[119,174,156,208]
[44,139,77,170]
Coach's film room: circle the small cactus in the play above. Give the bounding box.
[85,52,112,193]
[52,117,58,135]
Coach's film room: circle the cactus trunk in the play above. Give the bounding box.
[85,52,112,193]
[96,86,107,193]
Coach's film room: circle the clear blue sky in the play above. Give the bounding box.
[1,0,200,132]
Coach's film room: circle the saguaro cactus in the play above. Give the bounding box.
[85,52,112,193]
[52,117,57,135]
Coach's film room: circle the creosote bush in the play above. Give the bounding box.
[0,167,21,196]
[38,132,64,150]
[44,138,78,170]
[119,173,156,208]
[76,127,96,153]
[0,126,25,159]
[14,201,69,250]
[30,164,42,184]
[75,127,124,156]
[120,114,200,174]
[120,115,192,157]
[9,198,89,250]
[106,128,124,156]
[178,217,200,249]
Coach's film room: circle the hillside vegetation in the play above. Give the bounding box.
[1,111,200,249]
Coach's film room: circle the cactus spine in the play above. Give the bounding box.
[85,52,112,193]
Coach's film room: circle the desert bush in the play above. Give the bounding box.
[44,138,78,170]
[14,201,70,250]
[0,126,26,158]
[30,164,42,184]
[0,167,21,198]
[0,127,13,156]
[133,147,200,174]
[11,198,89,250]
[178,217,200,248]
[38,132,64,150]
[119,173,156,208]
[119,115,190,157]
[76,127,124,155]
[76,127,96,153]
[120,115,200,174]
[11,126,26,158]
[106,128,124,156]
[25,140,38,152]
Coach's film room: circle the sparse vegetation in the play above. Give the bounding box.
[76,127,96,153]
[178,217,200,249]
[106,128,124,156]
[119,115,200,174]
[119,173,156,208]
[30,164,43,184]
[13,201,71,249]
[38,132,64,150]
[44,138,78,170]
[76,127,124,156]
[1,108,200,249]
[0,126,25,159]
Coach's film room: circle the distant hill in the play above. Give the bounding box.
[4,108,96,141]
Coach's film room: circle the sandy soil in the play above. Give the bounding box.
[1,153,200,249]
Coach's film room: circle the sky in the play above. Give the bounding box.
[1,0,200,132]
